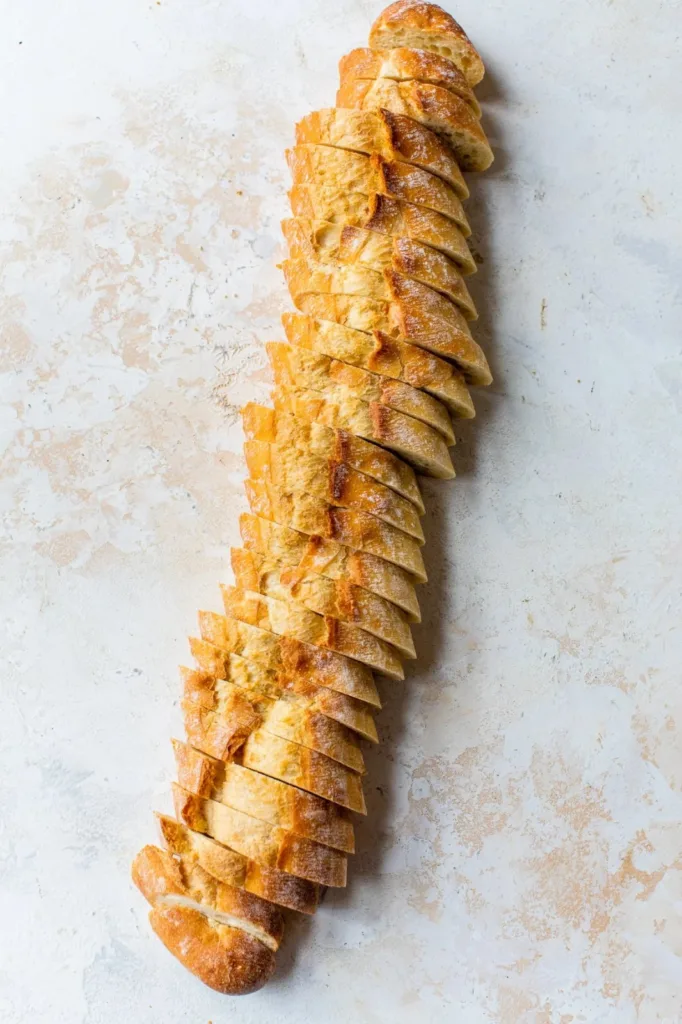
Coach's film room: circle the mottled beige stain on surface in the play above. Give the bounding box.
[1,0,681,1022]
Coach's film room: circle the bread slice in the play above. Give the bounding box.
[339,46,480,116]
[196,608,381,709]
[295,107,467,197]
[368,1,485,87]
[222,584,404,679]
[289,185,475,273]
[133,845,278,994]
[182,662,366,771]
[231,547,416,657]
[173,740,355,853]
[245,471,427,580]
[243,401,423,512]
[337,78,492,171]
[281,258,491,386]
[132,843,284,950]
[245,437,426,540]
[173,784,348,887]
[287,145,469,235]
[268,338,454,444]
[156,813,320,915]
[282,313,474,420]
[240,513,421,622]
[283,216,477,321]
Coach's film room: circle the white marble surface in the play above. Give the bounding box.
[1,0,681,1020]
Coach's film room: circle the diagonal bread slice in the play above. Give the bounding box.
[245,437,426,540]
[231,547,416,658]
[368,0,485,88]
[182,662,365,772]
[221,585,405,679]
[295,107,467,197]
[196,608,381,709]
[243,402,423,513]
[240,513,421,622]
[271,372,455,481]
[173,784,348,887]
[289,185,475,273]
[132,843,284,950]
[339,47,480,117]
[337,78,492,171]
[282,313,474,419]
[156,813,320,915]
[190,632,378,742]
[287,145,469,235]
[245,471,428,579]
[132,845,278,994]
[282,216,477,320]
[281,258,491,386]
[173,740,355,853]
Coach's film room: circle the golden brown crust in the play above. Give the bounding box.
[282,313,474,419]
[336,78,492,171]
[240,513,421,622]
[289,185,475,273]
[282,216,477,320]
[149,903,276,995]
[369,1,485,87]
[287,145,470,235]
[245,437,426,539]
[156,814,320,915]
[295,107,467,197]
[339,46,480,116]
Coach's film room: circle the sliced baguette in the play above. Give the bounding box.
[132,843,284,950]
[156,813,320,915]
[182,663,365,771]
[271,368,455,480]
[240,513,421,621]
[196,608,381,709]
[243,402,423,513]
[245,436,426,540]
[221,584,404,679]
[337,78,492,171]
[245,470,428,579]
[339,46,480,116]
[295,107,467,197]
[231,546,416,657]
[173,784,348,887]
[281,257,491,386]
[287,145,469,235]
[289,185,475,273]
[368,1,485,87]
[282,313,474,419]
[173,740,355,853]
[283,216,477,320]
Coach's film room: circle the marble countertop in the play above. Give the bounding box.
[2,0,681,1021]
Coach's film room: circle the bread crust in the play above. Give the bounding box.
[156,813,320,914]
[282,313,474,419]
[243,401,423,511]
[287,145,470,234]
[289,185,475,273]
[245,437,426,540]
[336,78,492,171]
[221,584,405,679]
[295,107,467,197]
[339,46,480,116]
[240,512,421,622]
[369,1,485,87]
[282,216,477,320]
[173,740,356,853]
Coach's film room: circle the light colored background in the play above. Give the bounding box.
[1,0,681,1020]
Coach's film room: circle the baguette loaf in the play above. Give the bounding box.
[134,2,493,994]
